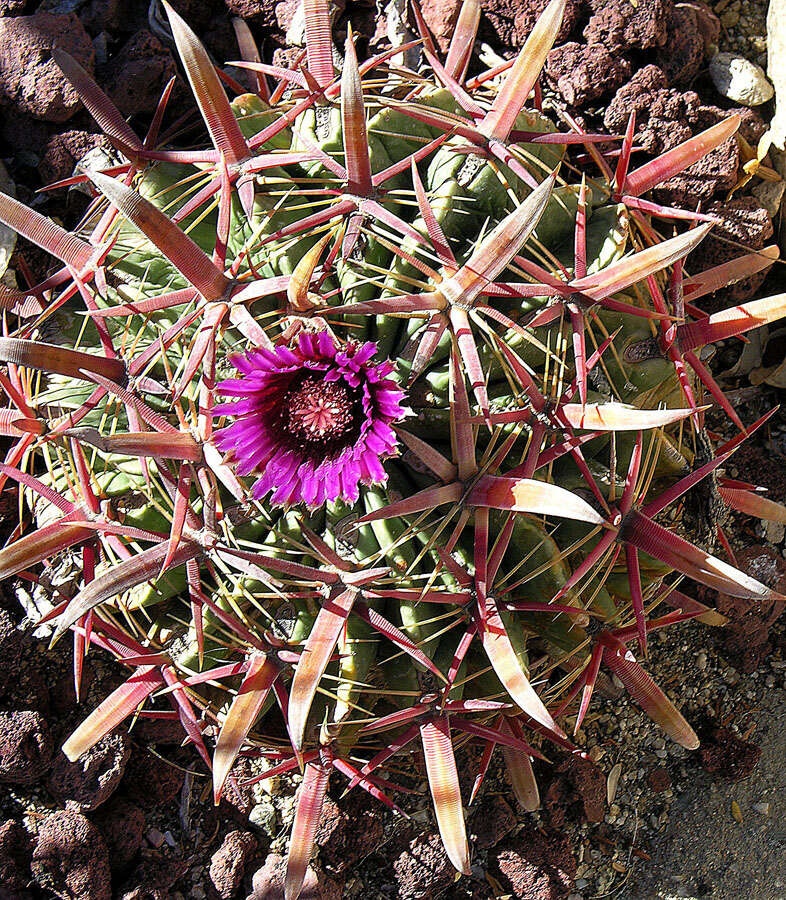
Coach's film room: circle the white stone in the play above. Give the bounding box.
[710,52,775,106]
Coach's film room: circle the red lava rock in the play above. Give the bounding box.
[131,714,189,746]
[715,545,785,671]
[470,795,517,850]
[584,0,669,51]
[491,825,576,900]
[677,0,720,54]
[481,0,583,52]
[417,0,462,54]
[217,758,259,825]
[0,607,22,699]
[653,130,739,206]
[167,0,238,60]
[723,618,772,674]
[101,30,177,118]
[271,46,303,71]
[4,652,51,715]
[49,658,97,720]
[656,5,704,86]
[392,830,456,900]
[722,546,786,602]
[118,856,189,900]
[700,727,761,780]
[315,793,384,872]
[0,0,32,15]
[81,0,129,33]
[0,709,53,785]
[604,65,698,155]
[209,830,258,900]
[122,747,186,810]
[700,103,768,144]
[604,66,740,205]
[687,196,774,304]
[225,0,280,29]
[543,756,605,827]
[91,796,145,874]
[0,13,95,122]
[0,818,32,895]
[248,853,343,900]
[545,42,631,107]
[646,766,672,793]
[47,729,131,811]
[39,131,110,187]
[31,809,111,900]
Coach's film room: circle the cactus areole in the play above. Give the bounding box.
[0,0,782,894]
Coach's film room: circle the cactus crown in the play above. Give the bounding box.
[0,0,783,894]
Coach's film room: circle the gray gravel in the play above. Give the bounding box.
[627,682,786,900]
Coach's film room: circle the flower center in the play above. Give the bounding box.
[280,375,359,457]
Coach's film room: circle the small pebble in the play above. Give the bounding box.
[720,8,739,27]
[753,802,770,816]
[709,51,774,105]
[697,652,708,671]
[723,667,741,685]
[147,827,166,849]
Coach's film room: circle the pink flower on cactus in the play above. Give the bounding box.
[214,332,405,507]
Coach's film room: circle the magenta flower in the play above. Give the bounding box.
[214,332,405,507]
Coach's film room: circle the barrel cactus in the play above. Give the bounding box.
[0,0,783,894]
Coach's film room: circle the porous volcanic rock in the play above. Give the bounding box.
[47,729,131,811]
[39,131,109,186]
[91,796,145,874]
[545,41,631,107]
[584,0,669,51]
[604,65,698,155]
[101,30,177,118]
[715,544,784,670]
[224,0,277,25]
[490,825,577,900]
[677,0,719,54]
[0,13,95,122]
[0,709,53,785]
[688,196,774,305]
[646,766,673,793]
[418,0,463,53]
[315,793,384,872]
[700,727,761,780]
[0,0,32,14]
[0,818,32,896]
[31,810,111,900]
[118,856,189,900]
[209,830,258,899]
[656,4,704,86]
[248,852,343,899]
[392,829,456,899]
[122,746,185,810]
[653,126,739,205]
[0,607,22,699]
[481,0,584,52]
[543,755,605,827]
[604,66,741,205]
[470,794,517,849]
